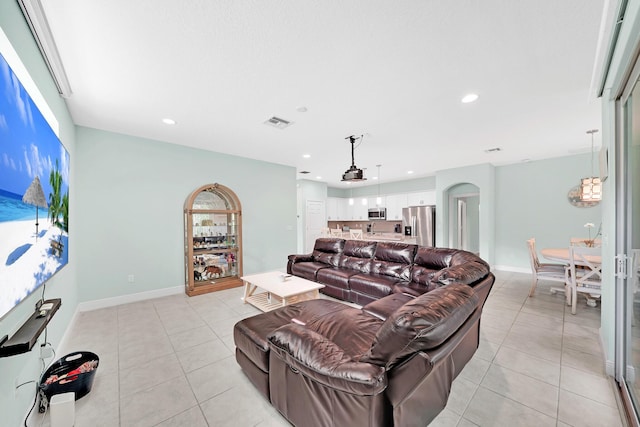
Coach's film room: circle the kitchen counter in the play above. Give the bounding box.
[363,232,414,243]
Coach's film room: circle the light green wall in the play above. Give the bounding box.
[495,154,601,270]
[75,127,297,301]
[0,3,78,426]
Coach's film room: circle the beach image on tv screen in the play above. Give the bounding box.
[0,51,69,320]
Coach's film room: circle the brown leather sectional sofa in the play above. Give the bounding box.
[234,238,495,426]
[287,238,492,305]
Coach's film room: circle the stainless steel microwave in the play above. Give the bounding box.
[368,208,386,220]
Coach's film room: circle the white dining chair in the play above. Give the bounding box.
[330,228,342,237]
[349,229,363,239]
[526,238,568,299]
[320,227,330,237]
[567,246,602,315]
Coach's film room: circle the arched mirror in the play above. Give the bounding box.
[184,183,243,296]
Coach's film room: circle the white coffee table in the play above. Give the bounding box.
[241,271,325,312]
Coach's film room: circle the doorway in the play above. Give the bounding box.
[448,183,480,254]
[304,200,326,253]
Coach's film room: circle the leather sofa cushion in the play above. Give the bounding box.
[393,281,434,297]
[338,240,376,272]
[343,239,377,259]
[362,293,414,321]
[312,238,345,267]
[431,261,491,286]
[305,306,383,358]
[374,242,417,264]
[413,247,457,269]
[234,299,353,372]
[268,324,387,395]
[316,267,360,290]
[234,304,305,372]
[349,273,402,300]
[370,242,416,280]
[410,265,439,287]
[290,261,329,282]
[361,283,478,368]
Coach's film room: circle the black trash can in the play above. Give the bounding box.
[38,351,99,412]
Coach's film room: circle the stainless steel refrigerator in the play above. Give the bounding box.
[402,205,436,247]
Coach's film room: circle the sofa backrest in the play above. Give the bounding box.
[360,283,479,368]
[339,240,377,272]
[370,242,417,281]
[411,246,490,289]
[410,247,457,287]
[312,238,345,267]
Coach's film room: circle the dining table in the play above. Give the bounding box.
[541,247,602,265]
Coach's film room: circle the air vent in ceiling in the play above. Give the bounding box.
[484,147,502,153]
[264,116,292,129]
[299,170,310,174]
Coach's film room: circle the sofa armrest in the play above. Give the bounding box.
[287,254,313,274]
[268,324,387,395]
[288,254,313,263]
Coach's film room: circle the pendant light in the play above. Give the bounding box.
[579,129,602,202]
[341,135,367,181]
[376,164,382,206]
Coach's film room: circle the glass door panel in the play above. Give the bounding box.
[620,60,640,419]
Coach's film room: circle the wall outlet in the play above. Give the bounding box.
[127,274,135,283]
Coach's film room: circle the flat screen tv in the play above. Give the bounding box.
[0,51,69,320]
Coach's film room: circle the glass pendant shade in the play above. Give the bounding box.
[580,177,602,201]
[579,129,602,202]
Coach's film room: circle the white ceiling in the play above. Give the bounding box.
[40,0,605,188]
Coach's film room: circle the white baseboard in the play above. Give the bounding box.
[77,286,183,312]
[492,265,531,274]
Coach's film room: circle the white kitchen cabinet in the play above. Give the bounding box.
[407,191,436,206]
[369,196,385,208]
[385,193,407,221]
[335,198,349,220]
[326,197,339,220]
[352,199,368,220]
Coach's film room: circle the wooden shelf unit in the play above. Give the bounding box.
[184,183,243,296]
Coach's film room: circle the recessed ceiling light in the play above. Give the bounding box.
[296,106,308,113]
[162,118,176,125]
[316,176,322,180]
[461,93,479,103]
[407,170,414,174]
[372,176,378,180]
[302,154,311,158]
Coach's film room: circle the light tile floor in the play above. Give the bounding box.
[32,271,623,426]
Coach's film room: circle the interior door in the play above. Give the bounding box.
[305,200,326,253]
[457,199,467,250]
